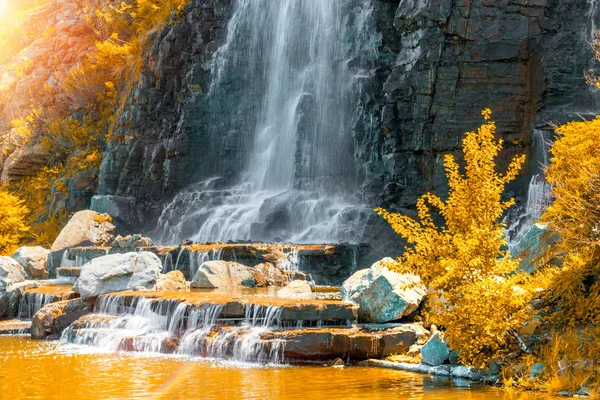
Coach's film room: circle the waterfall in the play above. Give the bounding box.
[163,248,224,278]
[276,249,299,272]
[589,0,598,39]
[17,293,56,319]
[63,296,286,364]
[506,129,552,253]
[154,0,378,245]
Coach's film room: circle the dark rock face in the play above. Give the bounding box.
[97,0,600,262]
[97,0,235,222]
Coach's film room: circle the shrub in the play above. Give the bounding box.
[376,109,529,366]
[0,188,29,255]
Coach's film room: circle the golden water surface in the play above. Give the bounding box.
[0,336,554,400]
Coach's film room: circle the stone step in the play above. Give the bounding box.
[98,291,358,324]
[260,325,427,361]
[0,320,31,335]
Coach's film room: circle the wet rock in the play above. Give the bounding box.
[4,281,41,318]
[31,298,93,339]
[421,331,450,366]
[156,271,189,292]
[56,267,81,278]
[0,257,30,318]
[380,325,420,356]
[253,263,286,287]
[12,246,50,279]
[111,234,154,249]
[341,258,426,323]
[277,280,312,298]
[74,252,162,298]
[191,261,255,289]
[51,210,116,252]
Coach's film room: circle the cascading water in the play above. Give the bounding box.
[63,296,286,364]
[17,293,56,319]
[506,129,553,253]
[154,0,378,245]
[163,248,224,277]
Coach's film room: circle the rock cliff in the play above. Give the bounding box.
[2,0,599,258]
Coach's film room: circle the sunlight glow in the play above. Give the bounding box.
[0,0,8,18]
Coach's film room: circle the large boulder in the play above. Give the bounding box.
[421,331,450,366]
[156,270,189,292]
[51,210,116,252]
[341,258,426,323]
[12,246,51,279]
[277,280,312,298]
[253,263,286,287]
[73,252,162,298]
[191,261,255,289]
[31,298,93,339]
[0,257,28,291]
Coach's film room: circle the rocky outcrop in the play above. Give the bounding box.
[12,246,50,279]
[191,261,255,289]
[31,298,93,339]
[89,0,600,262]
[341,258,426,323]
[277,280,313,299]
[0,0,100,184]
[73,252,162,299]
[155,271,189,292]
[51,210,116,252]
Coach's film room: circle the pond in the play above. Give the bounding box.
[0,336,554,400]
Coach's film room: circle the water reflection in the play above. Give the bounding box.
[0,336,554,400]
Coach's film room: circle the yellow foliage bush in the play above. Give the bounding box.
[537,116,600,328]
[376,109,529,366]
[10,167,67,247]
[0,188,29,255]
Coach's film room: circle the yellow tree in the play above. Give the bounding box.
[0,188,29,255]
[540,116,600,327]
[376,109,530,365]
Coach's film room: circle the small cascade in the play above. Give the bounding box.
[589,0,598,40]
[506,129,552,253]
[277,250,299,272]
[60,249,109,268]
[18,293,56,319]
[63,296,285,364]
[187,248,224,278]
[163,248,224,278]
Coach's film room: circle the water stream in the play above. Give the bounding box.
[506,129,552,253]
[62,296,286,363]
[154,0,378,245]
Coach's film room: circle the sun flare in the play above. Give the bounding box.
[0,0,8,18]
